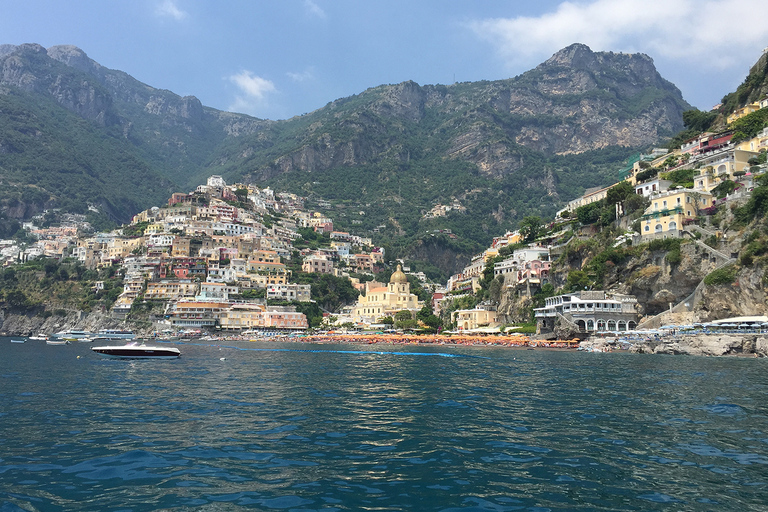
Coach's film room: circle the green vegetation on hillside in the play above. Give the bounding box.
[0,258,124,313]
[0,88,174,225]
[664,109,718,150]
[730,107,768,143]
[721,52,768,115]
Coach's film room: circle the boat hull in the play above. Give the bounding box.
[91,346,181,359]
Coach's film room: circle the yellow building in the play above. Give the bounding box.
[727,103,761,124]
[452,306,498,331]
[219,303,266,330]
[351,265,422,324]
[640,189,713,239]
[144,223,165,235]
[107,237,146,260]
[735,127,768,154]
[219,304,308,330]
[239,272,289,288]
[145,280,198,300]
[696,149,758,184]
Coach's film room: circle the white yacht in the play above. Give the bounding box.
[52,330,94,341]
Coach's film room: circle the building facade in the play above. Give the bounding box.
[535,291,639,334]
[351,265,421,324]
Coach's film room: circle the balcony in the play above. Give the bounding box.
[641,206,683,220]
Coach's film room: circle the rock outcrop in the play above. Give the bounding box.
[0,309,153,337]
[628,334,768,357]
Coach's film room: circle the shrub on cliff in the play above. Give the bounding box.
[703,265,738,286]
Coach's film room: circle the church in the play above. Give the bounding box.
[351,265,422,325]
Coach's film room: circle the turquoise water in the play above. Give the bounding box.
[1,338,767,511]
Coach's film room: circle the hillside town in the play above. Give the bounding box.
[0,174,424,333]
[1,98,768,339]
[439,98,768,335]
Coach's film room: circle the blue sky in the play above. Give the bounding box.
[3,0,767,120]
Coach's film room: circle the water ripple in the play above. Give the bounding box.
[1,339,768,510]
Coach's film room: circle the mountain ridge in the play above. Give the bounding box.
[0,42,689,251]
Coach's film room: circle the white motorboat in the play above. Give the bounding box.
[28,334,48,341]
[46,339,70,345]
[91,343,181,359]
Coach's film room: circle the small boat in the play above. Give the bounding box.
[52,330,94,341]
[95,329,136,340]
[28,334,49,341]
[91,343,181,360]
[46,339,70,345]
[11,339,26,343]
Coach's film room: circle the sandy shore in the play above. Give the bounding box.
[190,332,582,349]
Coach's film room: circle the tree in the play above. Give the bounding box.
[423,314,442,330]
[576,201,603,225]
[395,310,413,321]
[416,305,433,323]
[682,109,717,132]
[5,290,29,308]
[235,188,249,202]
[566,270,591,291]
[518,216,542,242]
[606,181,634,206]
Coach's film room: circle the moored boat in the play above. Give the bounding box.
[11,339,26,343]
[46,339,70,345]
[28,334,49,341]
[91,343,181,359]
[52,330,94,341]
[95,329,136,340]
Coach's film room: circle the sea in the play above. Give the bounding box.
[1,338,767,511]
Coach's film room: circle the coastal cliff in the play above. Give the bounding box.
[580,334,768,357]
[0,309,153,337]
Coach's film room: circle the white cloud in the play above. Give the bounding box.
[155,0,188,21]
[227,70,278,116]
[304,0,327,19]
[469,0,768,71]
[287,67,315,82]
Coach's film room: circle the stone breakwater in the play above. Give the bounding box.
[582,334,768,356]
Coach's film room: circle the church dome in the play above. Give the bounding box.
[390,264,408,284]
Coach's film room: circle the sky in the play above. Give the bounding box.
[2,0,768,120]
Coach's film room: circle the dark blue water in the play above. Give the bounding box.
[1,338,767,511]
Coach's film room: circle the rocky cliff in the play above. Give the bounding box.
[239,44,688,182]
[0,42,689,265]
